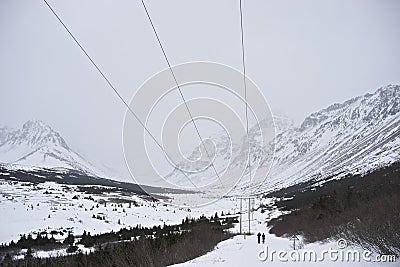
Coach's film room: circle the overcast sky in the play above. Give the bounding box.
[1,0,399,177]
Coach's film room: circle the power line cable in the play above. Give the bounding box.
[42,0,199,189]
[140,0,225,189]
[239,0,253,197]
[236,1,266,203]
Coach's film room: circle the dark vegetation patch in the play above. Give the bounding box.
[0,166,193,199]
[267,162,400,255]
[0,233,63,255]
[0,214,235,267]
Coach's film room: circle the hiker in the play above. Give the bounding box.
[257,232,261,244]
[262,233,266,244]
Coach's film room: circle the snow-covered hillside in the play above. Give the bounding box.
[165,85,400,194]
[0,120,100,176]
[0,178,235,244]
[259,84,400,192]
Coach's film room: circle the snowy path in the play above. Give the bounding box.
[171,206,398,266]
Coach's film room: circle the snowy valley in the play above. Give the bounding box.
[0,84,399,266]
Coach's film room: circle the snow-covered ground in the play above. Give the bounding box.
[0,179,237,244]
[171,200,398,267]
[1,179,398,266]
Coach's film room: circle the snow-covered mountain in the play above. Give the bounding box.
[164,113,293,188]
[260,84,400,192]
[165,84,400,194]
[0,120,99,175]
[2,84,398,194]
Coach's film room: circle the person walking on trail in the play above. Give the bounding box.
[262,233,266,244]
[257,232,261,244]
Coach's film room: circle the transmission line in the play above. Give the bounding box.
[42,0,199,189]
[239,0,253,194]
[140,0,225,189]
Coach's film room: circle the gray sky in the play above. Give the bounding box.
[1,0,399,177]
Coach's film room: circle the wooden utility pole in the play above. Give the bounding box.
[239,198,242,235]
[252,198,255,220]
[238,196,255,235]
[248,198,251,234]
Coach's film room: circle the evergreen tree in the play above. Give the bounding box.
[64,232,75,246]
[26,247,33,259]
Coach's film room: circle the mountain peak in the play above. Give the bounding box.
[6,120,69,150]
[22,120,49,131]
[0,120,100,175]
[300,84,399,130]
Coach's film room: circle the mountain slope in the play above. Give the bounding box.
[164,84,400,194]
[0,120,99,175]
[258,84,400,192]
